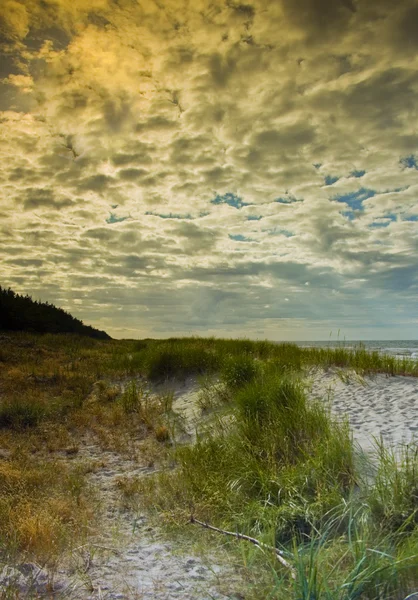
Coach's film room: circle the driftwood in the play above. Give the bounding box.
[189,514,296,579]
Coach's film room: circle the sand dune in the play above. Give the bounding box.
[309,370,418,453]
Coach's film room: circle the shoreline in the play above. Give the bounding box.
[294,340,418,359]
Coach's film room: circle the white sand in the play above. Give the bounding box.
[152,376,203,443]
[309,369,418,452]
[62,437,240,600]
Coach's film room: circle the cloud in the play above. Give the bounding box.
[23,187,73,210]
[1,0,418,339]
[1,1,31,40]
[280,0,356,40]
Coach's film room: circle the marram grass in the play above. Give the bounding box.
[136,364,418,599]
[1,332,418,598]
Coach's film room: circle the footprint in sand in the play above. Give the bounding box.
[311,372,418,453]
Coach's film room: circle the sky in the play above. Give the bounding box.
[1,0,418,340]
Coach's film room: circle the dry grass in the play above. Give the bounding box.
[0,454,96,565]
[0,333,171,570]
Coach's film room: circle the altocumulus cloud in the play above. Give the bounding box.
[1,0,418,340]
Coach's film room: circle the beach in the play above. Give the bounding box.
[309,369,418,453]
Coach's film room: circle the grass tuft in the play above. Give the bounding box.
[0,396,45,429]
[221,355,260,389]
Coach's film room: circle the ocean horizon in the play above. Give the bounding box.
[294,340,418,358]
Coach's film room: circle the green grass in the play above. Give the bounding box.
[115,336,418,381]
[367,442,418,533]
[0,395,46,429]
[1,332,418,597]
[133,358,418,598]
[221,354,261,389]
[287,499,418,600]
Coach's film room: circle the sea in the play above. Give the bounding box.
[295,340,418,359]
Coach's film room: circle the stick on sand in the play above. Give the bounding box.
[189,514,296,579]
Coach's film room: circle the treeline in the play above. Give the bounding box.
[0,286,111,340]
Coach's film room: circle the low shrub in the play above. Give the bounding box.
[0,396,45,429]
[119,381,143,414]
[221,355,260,389]
[155,425,170,442]
[144,343,221,380]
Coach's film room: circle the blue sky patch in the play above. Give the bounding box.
[313,163,322,170]
[341,210,355,221]
[369,214,397,228]
[247,215,262,221]
[265,228,294,237]
[274,195,302,204]
[211,193,250,209]
[400,155,418,169]
[333,188,376,212]
[229,234,253,242]
[350,170,365,178]
[324,175,339,186]
[106,212,129,224]
[404,215,418,222]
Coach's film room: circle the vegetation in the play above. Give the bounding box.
[0,333,417,598]
[137,362,418,599]
[114,336,418,381]
[0,454,95,564]
[0,286,110,339]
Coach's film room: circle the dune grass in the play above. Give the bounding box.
[122,336,418,381]
[133,356,418,599]
[0,332,418,597]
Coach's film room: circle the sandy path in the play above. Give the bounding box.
[62,442,238,599]
[0,377,243,599]
[60,378,242,599]
[152,376,205,443]
[309,370,418,452]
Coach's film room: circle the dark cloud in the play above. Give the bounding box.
[5,258,43,267]
[102,97,133,131]
[0,82,33,112]
[87,13,112,29]
[118,168,149,181]
[8,167,41,183]
[208,52,237,87]
[112,149,153,166]
[23,188,73,210]
[395,4,418,51]
[135,116,178,133]
[171,221,220,253]
[254,124,316,154]
[25,26,71,52]
[280,0,356,38]
[0,51,22,78]
[341,68,418,129]
[77,174,114,192]
[227,2,256,21]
